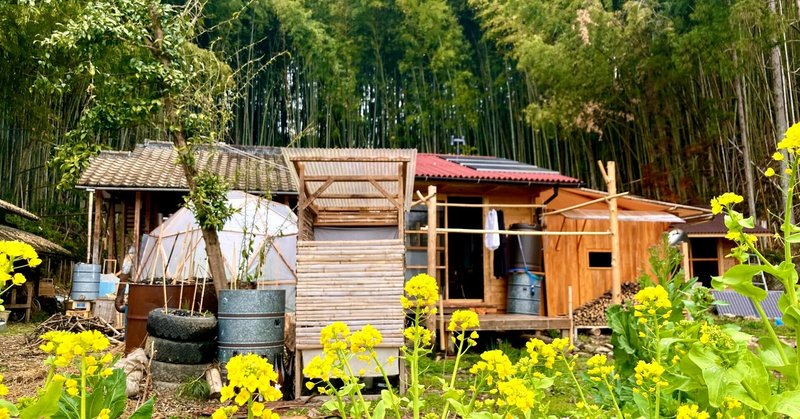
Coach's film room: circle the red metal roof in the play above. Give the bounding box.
[415,153,581,185]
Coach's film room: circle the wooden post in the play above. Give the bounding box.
[568,285,574,342]
[87,189,95,264]
[427,185,437,278]
[133,192,142,273]
[681,241,691,281]
[107,195,116,268]
[598,161,621,304]
[92,191,104,265]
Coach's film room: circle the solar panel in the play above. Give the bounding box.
[445,156,558,174]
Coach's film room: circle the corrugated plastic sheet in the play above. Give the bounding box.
[712,290,783,319]
[562,209,685,223]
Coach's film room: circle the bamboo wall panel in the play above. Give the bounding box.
[295,239,405,350]
[543,216,669,316]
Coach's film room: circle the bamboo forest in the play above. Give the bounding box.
[0,0,795,250]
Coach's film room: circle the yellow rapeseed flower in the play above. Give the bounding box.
[496,378,534,411]
[778,122,800,152]
[0,407,9,419]
[773,151,785,161]
[403,325,432,346]
[224,353,282,403]
[96,408,111,419]
[765,167,776,177]
[447,309,480,332]
[319,322,350,354]
[634,360,666,392]
[676,404,710,419]
[710,192,743,215]
[349,324,382,354]
[401,273,439,310]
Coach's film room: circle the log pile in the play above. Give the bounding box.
[573,282,640,326]
[26,313,124,345]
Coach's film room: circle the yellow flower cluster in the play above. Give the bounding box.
[0,373,7,397]
[214,354,282,419]
[633,285,672,319]
[632,360,666,393]
[400,273,439,312]
[0,241,41,311]
[778,122,800,152]
[469,350,516,384]
[710,193,743,215]
[0,407,8,419]
[525,338,569,369]
[96,408,111,419]
[586,354,614,381]
[349,324,382,356]
[447,309,480,332]
[303,354,338,385]
[724,231,757,248]
[320,322,350,354]
[676,404,710,419]
[496,378,534,411]
[404,325,432,347]
[40,330,114,374]
[698,323,735,350]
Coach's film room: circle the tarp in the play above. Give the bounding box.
[136,191,297,283]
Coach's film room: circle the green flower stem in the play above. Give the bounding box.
[560,354,588,408]
[441,330,468,419]
[371,352,402,419]
[80,355,86,419]
[602,376,623,419]
[464,374,483,414]
[754,301,790,366]
[409,306,425,419]
[327,379,348,419]
[337,348,369,419]
[654,387,660,419]
[247,397,253,419]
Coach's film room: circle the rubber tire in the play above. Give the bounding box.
[150,360,211,383]
[144,336,216,365]
[146,308,217,341]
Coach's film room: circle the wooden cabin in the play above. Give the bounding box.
[411,155,710,322]
[679,214,771,287]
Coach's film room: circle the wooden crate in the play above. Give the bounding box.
[66,310,92,319]
[67,300,93,311]
[93,298,124,329]
[38,279,55,297]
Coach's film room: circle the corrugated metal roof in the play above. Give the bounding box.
[712,290,783,319]
[0,199,38,221]
[565,188,711,220]
[283,148,417,210]
[0,224,70,256]
[562,209,685,223]
[415,153,581,185]
[77,141,296,193]
[681,214,771,236]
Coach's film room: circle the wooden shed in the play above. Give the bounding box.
[76,141,296,276]
[283,148,416,397]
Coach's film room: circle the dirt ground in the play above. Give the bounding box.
[0,323,320,418]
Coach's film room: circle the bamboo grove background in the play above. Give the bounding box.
[0,0,798,254]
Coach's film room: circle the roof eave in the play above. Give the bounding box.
[414,175,583,188]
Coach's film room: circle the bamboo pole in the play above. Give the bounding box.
[428,227,611,236]
[540,192,629,217]
[87,189,95,264]
[598,161,621,305]
[435,202,547,209]
[427,185,437,278]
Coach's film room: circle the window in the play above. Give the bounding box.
[588,251,612,268]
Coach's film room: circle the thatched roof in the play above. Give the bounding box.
[77,141,296,193]
[0,199,38,221]
[0,224,70,256]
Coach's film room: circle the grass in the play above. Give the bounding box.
[713,315,792,337]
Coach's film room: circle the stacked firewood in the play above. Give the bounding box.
[573,282,640,326]
[26,313,124,345]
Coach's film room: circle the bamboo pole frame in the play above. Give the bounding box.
[540,192,629,217]
[427,227,612,236]
[598,161,621,305]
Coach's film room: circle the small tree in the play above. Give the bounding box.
[39,0,235,293]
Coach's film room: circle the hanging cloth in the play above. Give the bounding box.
[493,210,507,277]
[484,209,500,251]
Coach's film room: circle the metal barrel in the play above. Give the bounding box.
[507,270,542,315]
[70,263,101,301]
[508,223,543,271]
[217,289,285,364]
